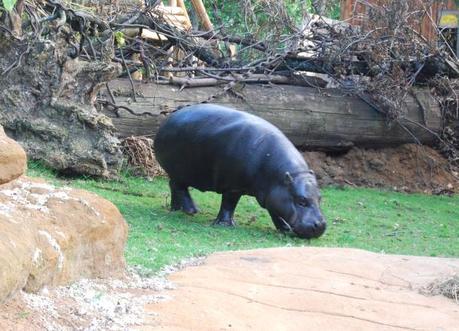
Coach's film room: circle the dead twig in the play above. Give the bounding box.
[119,46,137,102]
[98,99,156,117]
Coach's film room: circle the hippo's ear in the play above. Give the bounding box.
[284,172,294,186]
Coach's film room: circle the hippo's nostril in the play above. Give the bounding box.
[313,220,322,228]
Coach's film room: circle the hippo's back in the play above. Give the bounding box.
[154,104,304,193]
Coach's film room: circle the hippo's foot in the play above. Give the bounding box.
[170,200,182,211]
[213,193,241,227]
[182,202,199,215]
[170,181,199,215]
[213,217,236,227]
[171,199,199,215]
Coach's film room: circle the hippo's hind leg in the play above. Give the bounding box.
[169,180,199,215]
[213,192,241,227]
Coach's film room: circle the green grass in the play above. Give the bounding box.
[27,162,459,271]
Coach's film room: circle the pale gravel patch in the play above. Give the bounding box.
[18,256,207,331]
[22,291,59,318]
[0,188,44,212]
[51,191,72,200]
[0,202,15,218]
[55,278,168,331]
[159,256,206,276]
[17,180,56,191]
[20,291,64,331]
[0,180,99,217]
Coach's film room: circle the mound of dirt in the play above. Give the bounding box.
[303,144,458,193]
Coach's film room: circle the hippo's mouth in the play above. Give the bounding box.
[279,217,293,232]
[279,216,326,239]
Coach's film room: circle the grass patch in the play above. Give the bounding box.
[27,162,459,271]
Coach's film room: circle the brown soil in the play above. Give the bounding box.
[303,144,459,193]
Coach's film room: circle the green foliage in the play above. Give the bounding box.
[114,31,126,47]
[2,0,17,11]
[206,0,309,35]
[204,0,340,35]
[200,0,340,62]
[326,1,341,19]
[28,162,459,272]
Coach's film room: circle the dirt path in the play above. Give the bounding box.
[143,248,459,331]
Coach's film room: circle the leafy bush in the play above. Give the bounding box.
[202,0,340,36]
[1,0,17,11]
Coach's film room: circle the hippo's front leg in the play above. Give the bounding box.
[213,192,241,226]
[169,180,199,215]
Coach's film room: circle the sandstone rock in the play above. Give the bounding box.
[0,177,128,303]
[147,247,459,331]
[0,126,26,185]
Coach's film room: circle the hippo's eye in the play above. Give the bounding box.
[296,197,310,207]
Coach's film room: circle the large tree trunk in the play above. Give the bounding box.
[101,79,446,151]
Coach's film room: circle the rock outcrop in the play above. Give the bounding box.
[0,34,123,178]
[148,247,459,331]
[0,126,128,303]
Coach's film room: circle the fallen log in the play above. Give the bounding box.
[101,79,446,151]
[166,73,329,88]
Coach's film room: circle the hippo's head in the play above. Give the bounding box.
[264,170,326,239]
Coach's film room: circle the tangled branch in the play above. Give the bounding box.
[1,0,458,167]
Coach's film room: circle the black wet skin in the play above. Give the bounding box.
[154,104,326,239]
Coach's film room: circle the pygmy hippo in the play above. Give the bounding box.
[154,104,326,239]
